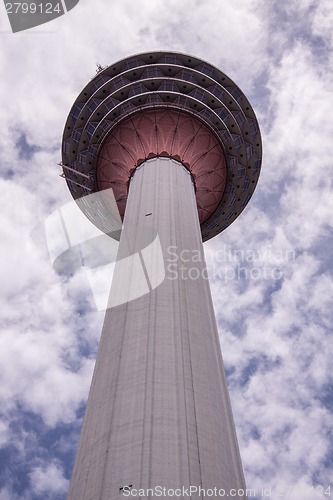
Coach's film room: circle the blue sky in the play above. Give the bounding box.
[0,0,332,498]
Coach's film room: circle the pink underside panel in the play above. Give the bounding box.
[97,109,227,223]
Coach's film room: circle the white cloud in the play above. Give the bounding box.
[311,0,333,50]
[0,0,332,498]
[29,461,69,495]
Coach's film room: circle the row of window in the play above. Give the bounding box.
[71,102,84,121]
[116,57,217,82]
[104,97,120,111]
[231,134,244,149]
[216,129,230,143]
[226,86,243,104]
[248,118,259,139]
[232,110,246,127]
[76,78,245,132]
[92,74,110,91]
[245,142,254,159]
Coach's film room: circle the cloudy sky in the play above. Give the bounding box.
[0,0,332,498]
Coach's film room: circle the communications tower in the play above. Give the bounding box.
[61,52,262,500]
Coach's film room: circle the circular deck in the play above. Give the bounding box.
[61,51,262,242]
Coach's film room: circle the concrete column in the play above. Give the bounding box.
[67,157,246,500]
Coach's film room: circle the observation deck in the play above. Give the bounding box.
[61,51,262,241]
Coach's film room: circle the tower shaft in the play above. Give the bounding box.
[67,158,246,499]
